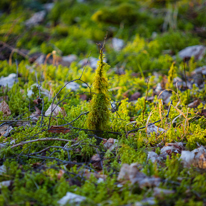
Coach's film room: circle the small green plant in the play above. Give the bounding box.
[166,62,177,89]
[86,46,110,131]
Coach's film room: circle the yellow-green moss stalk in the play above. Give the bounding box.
[86,48,110,131]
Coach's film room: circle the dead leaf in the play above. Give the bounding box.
[33,98,42,105]
[67,178,81,187]
[0,101,11,116]
[166,142,184,151]
[102,138,107,144]
[160,142,184,158]
[91,154,102,170]
[2,125,13,137]
[129,92,141,102]
[32,162,41,168]
[30,106,41,121]
[122,89,132,98]
[45,104,64,117]
[91,154,101,162]
[104,138,118,151]
[79,94,87,101]
[60,107,67,117]
[188,99,200,108]
[57,169,65,179]
[0,124,10,136]
[83,169,106,182]
[48,126,70,134]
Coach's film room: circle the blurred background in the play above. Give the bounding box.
[0,0,206,73]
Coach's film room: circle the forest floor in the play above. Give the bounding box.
[0,0,206,205]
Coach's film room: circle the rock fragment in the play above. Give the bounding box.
[0,180,12,189]
[177,45,205,61]
[0,73,17,88]
[180,146,206,169]
[66,82,80,91]
[25,11,46,27]
[147,151,160,163]
[58,192,86,205]
[112,38,124,51]
[153,187,175,198]
[147,124,165,136]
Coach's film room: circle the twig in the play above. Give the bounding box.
[47,67,91,129]
[69,111,89,124]
[0,41,28,59]
[22,154,84,165]
[10,138,73,149]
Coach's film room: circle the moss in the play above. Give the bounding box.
[86,48,111,131]
[54,36,98,56]
[1,1,206,205]
[166,62,177,89]
[48,0,75,25]
[8,83,29,116]
[92,3,146,26]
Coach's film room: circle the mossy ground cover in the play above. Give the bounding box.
[0,0,206,205]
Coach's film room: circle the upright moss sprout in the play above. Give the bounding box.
[86,47,110,131]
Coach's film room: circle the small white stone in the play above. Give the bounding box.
[0,73,17,88]
[58,192,86,205]
[25,11,46,27]
[0,165,6,175]
[147,151,160,163]
[177,45,205,61]
[112,38,124,51]
[0,180,11,189]
[66,82,80,91]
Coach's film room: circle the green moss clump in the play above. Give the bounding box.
[92,3,145,26]
[86,48,110,131]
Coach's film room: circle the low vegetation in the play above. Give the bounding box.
[0,0,206,205]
